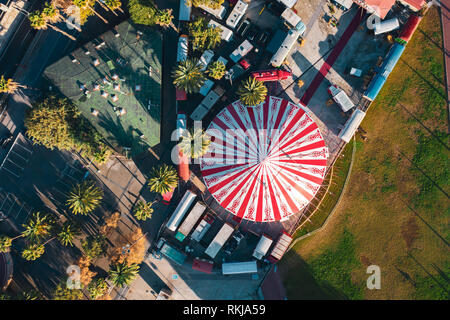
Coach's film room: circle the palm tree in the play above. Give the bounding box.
[22,243,45,261]
[28,10,76,41]
[237,76,268,107]
[22,212,53,243]
[87,277,109,299]
[57,221,81,246]
[73,0,108,24]
[108,262,139,287]
[207,60,226,80]
[0,233,25,253]
[0,75,26,94]
[155,8,177,31]
[0,235,12,253]
[179,128,211,159]
[28,10,74,40]
[147,164,178,195]
[67,182,103,215]
[133,201,154,221]
[42,1,81,31]
[16,290,43,300]
[103,0,124,14]
[172,59,206,94]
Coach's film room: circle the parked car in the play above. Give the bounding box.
[247,25,260,42]
[224,231,245,255]
[239,58,251,70]
[257,29,271,47]
[226,64,245,82]
[236,18,251,38]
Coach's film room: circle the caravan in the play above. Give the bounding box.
[226,0,248,29]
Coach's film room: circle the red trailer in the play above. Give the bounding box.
[398,15,422,44]
[178,148,190,182]
[251,69,291,82]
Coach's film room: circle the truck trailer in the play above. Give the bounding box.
[175,202,207,242]
[165,190,196,232]
[222,261,258,275]
[268,231,292,263]
[204,222,235,258]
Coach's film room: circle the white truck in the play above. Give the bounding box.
[252,234,273,260]
[230,40,253,63]
[328,85,355,112]
[165,190,196,232]
[191,214,215,242]
[175,202,207,242]
[204,222,234,258]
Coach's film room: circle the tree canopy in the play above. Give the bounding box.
[188,0,225,10]
[25,96,111,164]
[128,0,158,26]
[188,17,222,51]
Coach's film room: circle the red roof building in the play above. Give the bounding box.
[398,0,426,11]
[353,0,396,19]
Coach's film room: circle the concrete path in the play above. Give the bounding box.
[300,8,366,105]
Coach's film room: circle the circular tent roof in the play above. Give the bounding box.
[200,96,328,222]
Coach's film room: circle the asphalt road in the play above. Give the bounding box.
[0,0,42,78]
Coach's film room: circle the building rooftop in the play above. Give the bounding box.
[44,21,162,157]
[354,0,396,19]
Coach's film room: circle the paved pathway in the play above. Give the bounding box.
[440,0,450,130]
[300,8,366,105]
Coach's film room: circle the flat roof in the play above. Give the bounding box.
[44,21,162,157]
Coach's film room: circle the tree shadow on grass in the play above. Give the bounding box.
[278,251,349,300]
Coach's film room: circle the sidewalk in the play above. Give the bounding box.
[0,1,28,58]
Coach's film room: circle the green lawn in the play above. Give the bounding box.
[279,7,449,300]
[293,138,354,238]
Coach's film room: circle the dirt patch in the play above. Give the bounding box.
[401,217,420,250]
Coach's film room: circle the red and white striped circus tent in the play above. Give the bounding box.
[200,96,328,222]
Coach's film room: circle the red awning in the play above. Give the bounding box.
[192,258,214,274]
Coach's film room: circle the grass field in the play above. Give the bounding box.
[293,139,354,238]
[279,7,449,300]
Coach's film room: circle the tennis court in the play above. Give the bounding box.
[44,21,162,157]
